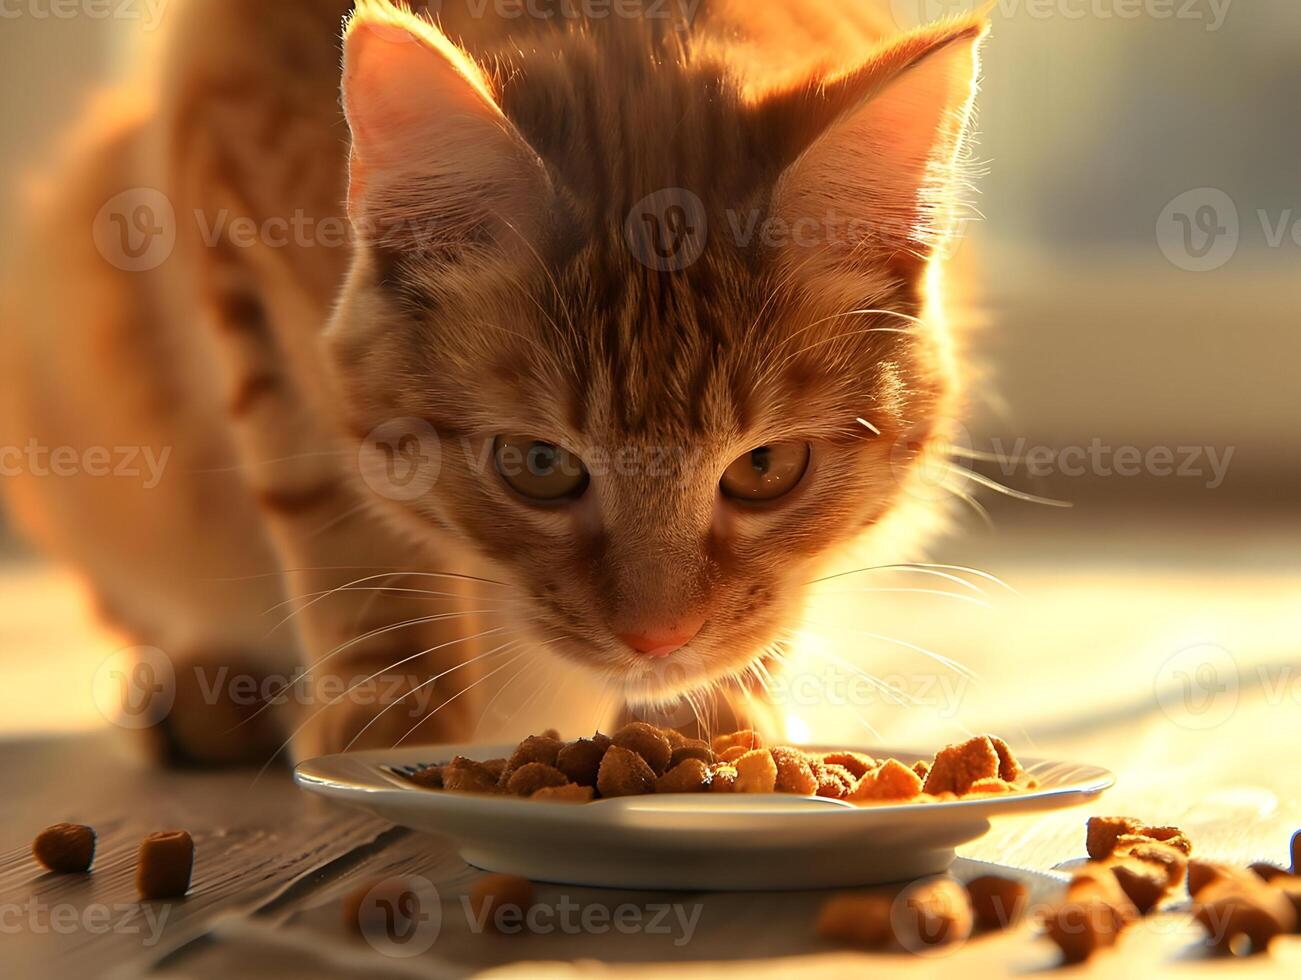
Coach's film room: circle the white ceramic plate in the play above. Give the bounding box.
[295,743,1113,891]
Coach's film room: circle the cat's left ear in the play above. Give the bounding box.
[341,0,552,255]
[760,15,988,276]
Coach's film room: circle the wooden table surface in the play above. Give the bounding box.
[2,515,1299,977]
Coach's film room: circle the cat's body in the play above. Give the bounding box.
[1,0,984,762]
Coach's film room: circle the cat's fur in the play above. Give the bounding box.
[0,0,986,762]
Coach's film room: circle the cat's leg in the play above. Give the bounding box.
[155,4,503,759]
[192,232,498,761]
[0,106,310,766]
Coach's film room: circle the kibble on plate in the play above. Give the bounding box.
[33,823,96,874]
[441,756,499,794]
[136,830,194,900]
[770,746,818,795]
[732,748,778,793]
[401,723,1038,804]
[531,783,594,803]
[503,734,563,776]
[504,762,568,797]
[596,744,656,798]
[611,721,672,775]
[708,762,739,793]
[711,729,763,754]
[555,734,610,787]
[668,739,714,769]
[655,758,711,793]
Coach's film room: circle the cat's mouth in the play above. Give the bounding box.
[522,610,775,703]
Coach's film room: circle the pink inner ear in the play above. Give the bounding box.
[340,11,552,250]
[344,22,500,171]
[772,25,984,263]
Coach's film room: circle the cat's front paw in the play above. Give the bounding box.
[132,650,287,768]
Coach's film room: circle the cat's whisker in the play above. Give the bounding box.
[943,482,995,529]
[853,712,886,743]
[807,586,992,609]
[500,213,583,351]
[267,569,521,634]
[472,655,534,739]
[762,325,919,384]
[307,500,373,539]
[807,561,1022,597]
[942,443,1023,465]
[509,662,557,726]
[257,610,509,703]
[392,635,566,749]
[203,566,513,588]
[251,628,518,780]
[806,624,981,683]
[805,564,989,597]
[765,306,925,365]
[800,645,921,706]
[348,637,533,754]
[243,619,512,729]
[264,585,523,617]
[940,460,1073,508]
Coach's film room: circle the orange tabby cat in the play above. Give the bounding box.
[0,0,985,763]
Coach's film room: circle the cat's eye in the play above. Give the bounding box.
[493,435,590,502]
[720,442,811,502]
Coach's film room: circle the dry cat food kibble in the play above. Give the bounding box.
[816,891,894,947]
[1043,867,1138,964]
[813,822,1300,964]
[816,877,973,951]
[343,877,429,938]
[136,830,195,900]
[1188,858,1298,955]
[1041,816,1195,963]
[33,823,96,874]
[401,724,1037,804]
[469,874,535,933]
[1086,815,1192,860]
[893,877,974,949]
[965,875,1028,930]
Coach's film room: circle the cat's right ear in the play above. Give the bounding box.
[341,0,552,256]
[758,15,988,281]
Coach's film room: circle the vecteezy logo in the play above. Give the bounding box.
[92,646,176,730]
[889,878,971,957]
[359,417,443,502]
[1156,188,1240,272]
[625,188,708,272]
[356,876,442,958]
[1154,643,1239,730]
[92,188,177,273]
[889,0,977,30]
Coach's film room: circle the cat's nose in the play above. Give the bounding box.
[618,616,706,658]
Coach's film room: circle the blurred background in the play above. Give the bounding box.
[1,0,1298,830]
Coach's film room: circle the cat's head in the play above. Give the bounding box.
[326,0,986,702]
